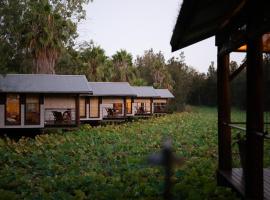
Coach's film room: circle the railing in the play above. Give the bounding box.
[102,107,124,118]
[134,103,151,115]
[153,104,168,113]
[45,108,76,125]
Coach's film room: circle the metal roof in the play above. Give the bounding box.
[88,82,137,96]
[0,74,92,94]
[132,86,159,98]
[170,0,247,51]
[155,89,174,98]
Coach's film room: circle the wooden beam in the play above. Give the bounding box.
[123,97,127,117]
[229,60,247,81]
[217,47,232,171]
[244,0,264,198]
[75,94,80,127]
[245,35,264,200]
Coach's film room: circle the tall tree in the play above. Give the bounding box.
[0,0,90,74]
[79,41,107,81]
[112,50,136,82]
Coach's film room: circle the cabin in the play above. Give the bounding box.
[132,86,159,116]
[171,0,270,199]
[153,89,174,114]
[0,74,91,131]
[80,82,137,122]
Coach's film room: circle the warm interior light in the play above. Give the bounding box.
[236,33,270,52]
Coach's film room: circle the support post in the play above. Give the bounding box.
[217,48,232,172]
[75,94,80,127]
[123,97,127,117]
[245,35,264,200]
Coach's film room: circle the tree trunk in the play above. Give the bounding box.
[34,49,58,74]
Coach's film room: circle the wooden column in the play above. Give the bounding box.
[75,94,80,127]
[123,97,127,117]
[245,35,264,200]
[150,98,153,114]
[217,49,232,172]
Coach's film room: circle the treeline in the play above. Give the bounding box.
[1,0,270,111]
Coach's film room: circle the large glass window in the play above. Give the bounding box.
[90,97,99,118]
[6,94,20,125]
[80,97,86,118]
[126,98,132,114]
[25,95,40,125]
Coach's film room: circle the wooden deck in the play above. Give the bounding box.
[218,168,270,199]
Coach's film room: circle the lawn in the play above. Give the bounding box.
[0,107,240,200]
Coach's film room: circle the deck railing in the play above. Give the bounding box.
[45,108,76,125]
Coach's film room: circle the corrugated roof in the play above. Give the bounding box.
[0,74,92,94]
[155,89,174,98]
[88,82,137,96]
[170,0,246,51]
[132,86,159,98]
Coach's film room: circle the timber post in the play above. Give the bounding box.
[217,47,232,172]
[75,94,80,127]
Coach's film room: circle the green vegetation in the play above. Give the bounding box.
[0,107,241,200]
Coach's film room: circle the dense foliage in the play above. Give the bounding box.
[0,108,242,200]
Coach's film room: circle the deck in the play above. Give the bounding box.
[218,168,270,199]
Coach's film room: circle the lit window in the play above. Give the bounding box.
[6,94,20,125]
[126,98,132,114]
[25,95,40,125]
[90,97,99,118]
[80,97,86,118]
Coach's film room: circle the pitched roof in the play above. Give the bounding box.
[88,82,137,96]
[170,0,247,51]
[155,89,174,98]
[0,74,92,94]
[132,86,159,98]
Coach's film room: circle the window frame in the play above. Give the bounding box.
[79,97,87,118]
[5,94,21,126]
[25,95,41,125]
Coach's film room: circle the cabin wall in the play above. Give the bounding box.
[134,98,152,114]
[153,99,167,103]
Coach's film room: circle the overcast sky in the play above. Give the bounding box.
[77,0,244,73]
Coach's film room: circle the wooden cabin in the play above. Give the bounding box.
[171,0,270,199]
[80,82,137,122]
[132,86,159,117]
[153,89,174,114]
[0,74,91,131]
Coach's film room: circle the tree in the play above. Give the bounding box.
[0,0,91,74]
[112,50,136,82]
[135,49,173,90]
[79,41,108,81]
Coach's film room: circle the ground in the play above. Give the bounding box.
[0,107,242,200]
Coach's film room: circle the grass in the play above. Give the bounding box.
[0,107,241,200]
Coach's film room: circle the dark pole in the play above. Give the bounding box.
[245,0,264,198]
[75,94,80,127]
[217,48,232,172]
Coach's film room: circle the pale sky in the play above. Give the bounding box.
[77,0,244,73]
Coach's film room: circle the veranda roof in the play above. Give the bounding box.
[132,86,159,98]
[88,82,137,97]
[0,74,92,94]
[154,89,174,99]
[170,0,247,51]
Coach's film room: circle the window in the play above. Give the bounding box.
[90,97,99,118]
[5,94,20,125]
[80,97,86,118]
[126,98,132,114]
[154,102,167,113]
[25,95,40,125]
[113,103,122,114]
